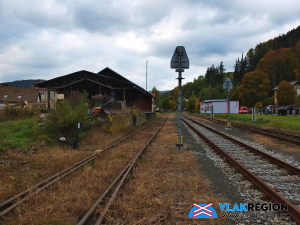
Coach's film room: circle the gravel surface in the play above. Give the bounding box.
[179,115,299,225]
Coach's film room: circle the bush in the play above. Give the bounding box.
[41,93,91,141]
[0,104,39,122]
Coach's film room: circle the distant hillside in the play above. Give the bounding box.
[160,90,171,93]
[0,79,45,87]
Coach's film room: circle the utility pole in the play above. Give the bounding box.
[146,61,148,91]
[223,77,233,130]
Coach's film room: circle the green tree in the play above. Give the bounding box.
[161,98,171,109]
[151,86,161,109]
[186,91,197,112]
[276,80,297,105]
[238,69,270,107]
[198,86,220,100]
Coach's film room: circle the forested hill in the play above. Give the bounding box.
[234,25,300,85]
[0,79,45,87]
[176,25,300,110]
[247,25,300,71]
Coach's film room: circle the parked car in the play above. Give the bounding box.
[239,106,251,114]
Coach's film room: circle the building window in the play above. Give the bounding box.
[3,95,8,99]
[18,96,22,99]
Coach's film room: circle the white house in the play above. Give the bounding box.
[200,99,239,114]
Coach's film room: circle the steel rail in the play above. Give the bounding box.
[182,116,300,223]
[184,115,300,175]
[77,117,167,225]
[187,113,300,145]
[0,117,160,217]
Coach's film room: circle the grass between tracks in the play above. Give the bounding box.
[2,116,226,224]
[103,114,227,225]
[1,121,157,224]
[0,124,144,223]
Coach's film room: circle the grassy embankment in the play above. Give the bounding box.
[201,113,300,131]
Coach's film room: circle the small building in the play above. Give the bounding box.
[200,99,239,114]
[273,81,300,106]
[271,105,300,116]
[0,85,41,108]
[33,87,63,102]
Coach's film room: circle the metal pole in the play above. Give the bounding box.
[177,54,183,147]
[146,61,148,91]
[227,81,232,129]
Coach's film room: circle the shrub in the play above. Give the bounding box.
[41,93,91,140]
[0,103,39,122]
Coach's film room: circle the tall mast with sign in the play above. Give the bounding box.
[171,46,189,148]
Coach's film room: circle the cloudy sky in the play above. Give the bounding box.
[1,0,300,91]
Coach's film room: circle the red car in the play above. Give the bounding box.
[239,106,251,114]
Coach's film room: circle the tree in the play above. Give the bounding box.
[182,82,193,99]
[198,86,220,100]
[238,69,270,107]
[151,86,161,108]
[194,99,200,113]
[161,98,171,109]
[205,62,224,86]
[186,91,197,112]
[276,80,297,106]
[169,100,177,110]
[173,87,178,99]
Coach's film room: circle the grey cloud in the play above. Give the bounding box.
[72,3,130,34]
[1,0,300,90]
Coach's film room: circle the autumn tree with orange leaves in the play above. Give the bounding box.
[169,100,177,110]
[238,69,270,107]
[276,80,297,106]
[257,47,299,88]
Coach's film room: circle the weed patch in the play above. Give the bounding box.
[0,118,39,152]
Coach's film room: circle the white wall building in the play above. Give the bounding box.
[200,99,239,114]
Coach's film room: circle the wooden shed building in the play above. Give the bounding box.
[35,67,153,113]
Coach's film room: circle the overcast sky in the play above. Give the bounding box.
[1,0,300,91]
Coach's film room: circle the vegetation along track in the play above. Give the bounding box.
[78,116,167,225]
[0,116,166,224]
[183,114,300,223]
[187,113,300,145]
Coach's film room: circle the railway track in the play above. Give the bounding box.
[77,117,167,225]
[0,117,165,223]
[186,113,300,145]
[183,114,300,223]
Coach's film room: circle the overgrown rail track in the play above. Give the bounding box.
[77,117,167,225]
[186,113,300,145]
[0,116,166,224]
[183,114,300,223]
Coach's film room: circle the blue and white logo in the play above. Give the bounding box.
[188,203,218,218]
